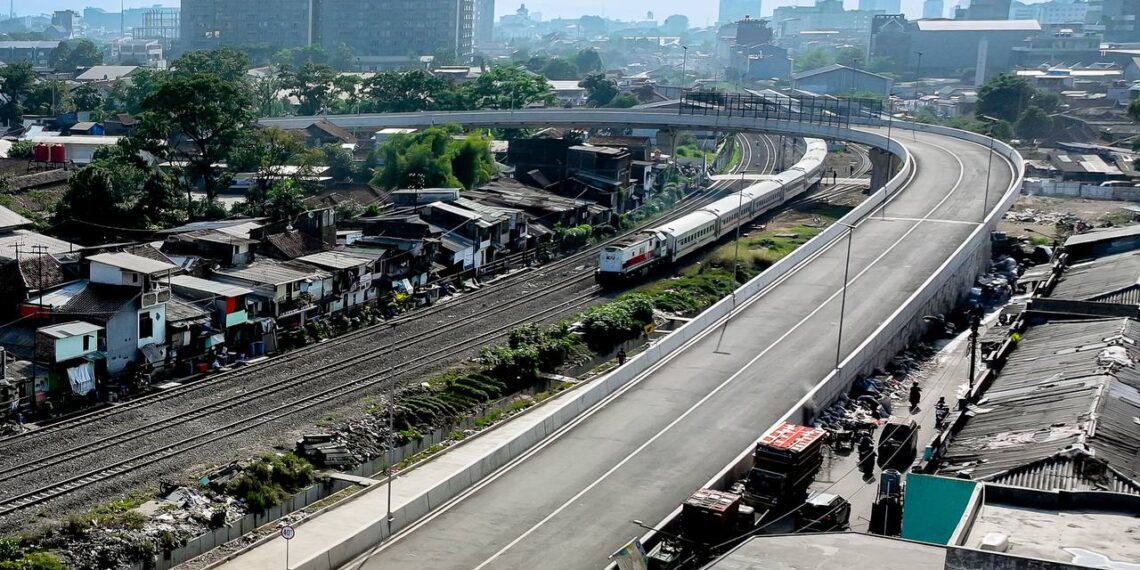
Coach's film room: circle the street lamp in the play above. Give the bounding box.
[978,114,1001,222]
[681,45,689,91]
[835,222,856,369]
[913,51,923,100]
[385,322,399,537]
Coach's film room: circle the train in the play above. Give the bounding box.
[596,138,828,284]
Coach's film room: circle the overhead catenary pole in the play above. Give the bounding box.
[385,322,399,538]
[835,224,855,369]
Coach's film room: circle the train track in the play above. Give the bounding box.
[0,134,764,451]
[0,134,777,518]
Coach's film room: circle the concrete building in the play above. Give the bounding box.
[1087,0,1140,42]
[719,0,762,25]
[910,19,1042,83]
[1009,0,1088,24]
[0,41,61,66]
[134,7,181,41]
[923,0,945,19]
[772,0,881,36]
[959,0,1012,19]
[474,0,494,45]
[793,64,894,96]
[859,0,901,13]
[180,0,474,67]
[1011,25,1102,67]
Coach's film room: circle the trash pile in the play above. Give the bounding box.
[43,487,247,570]
[811,343,941,447]
[1003,208,1081,227]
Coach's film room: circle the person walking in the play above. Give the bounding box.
[909,381,922,412]
[617,348,627,366]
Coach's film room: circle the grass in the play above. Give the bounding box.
[64,491,152,533]
[719,139,743,175]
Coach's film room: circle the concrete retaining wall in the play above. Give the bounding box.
[281,130,915,570]
[1024,179,1140,202]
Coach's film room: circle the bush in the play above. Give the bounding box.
[8,140,34,160]
[580,294,655,351]
[226,453,314,513]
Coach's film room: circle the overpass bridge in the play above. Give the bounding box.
[227,109,1023,570]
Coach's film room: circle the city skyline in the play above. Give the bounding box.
[16,0,1064,26]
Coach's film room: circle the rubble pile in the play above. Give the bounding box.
[812,343,940,439]
[1003,208,1081,227]
[43,487,246,570]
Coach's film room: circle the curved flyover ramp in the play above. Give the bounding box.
[228,113,1021,570]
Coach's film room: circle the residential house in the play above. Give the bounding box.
[162,230,259,268]
[792,64,893,97]
[32,321,104,404]
[304,120,358,150]
[563,145,633,214]
[163,297,214,376]
[109,38,163,66]
[211,259,331,326]
[296,251,382,313]
[422,201,502,271]
[355,214,441,286]
[169,275,256,350]
[74,65,140,83]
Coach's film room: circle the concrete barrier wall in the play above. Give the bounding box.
[283,131,915,570]
[651,121,1025,547]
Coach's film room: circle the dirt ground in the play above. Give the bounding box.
[999,194,1140,241]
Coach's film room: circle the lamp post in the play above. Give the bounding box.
[681,45,689,91]
[835,222,856,369]
[964,307,982,410]
[913,51,923,100]
[978,114,1001,222]
[385,322,399,538]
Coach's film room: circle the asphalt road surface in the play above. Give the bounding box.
[349,127,1015,570]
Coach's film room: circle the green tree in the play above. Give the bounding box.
[103,67,166,115]
[1032,90,1062,114]
[466,65,556,109]
[54,145,151,239]
[362,70,453,112]
[574,49,604,74]
[279,62,338,115]
[976,74,1035,123]
[451,134,496,189]
[0,62,35,123]
[1129,99,1140,122]
[263,179,307,221]
[172,47,251,82]
[606,94,638,108]
[49,39,103,70]
[835,46,866,68]
[793,47,833,73]
[1014,106,1053,141]
[135,73,254,203]
[70,82,104,112]
[331,43,356,71]
[8,140,34,159]
[372,125,494,190]
[229,127,311,187]
[580,73,618,107]
[541,57,579,80]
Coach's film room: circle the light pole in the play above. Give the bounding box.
[835,223,856,369]
[979,114,1001,222]
[385,322,399,538]
[681,45,689,91]
[913,51,923,100]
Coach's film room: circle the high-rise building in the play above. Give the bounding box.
[719,0,762,25]
[922,0,944,18]
[1087,0,1139,42]
[474,0,494,45]
[859,0,902,13]
[962,0,1012,20]
[180,0,474,67]
[1009,0,1087,24]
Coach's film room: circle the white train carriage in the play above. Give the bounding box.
[597,231,666,279]
[656,210,720,263]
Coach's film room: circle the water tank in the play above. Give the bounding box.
[879,469,902,497]
[33,143,49,162]
[49,144,66,163]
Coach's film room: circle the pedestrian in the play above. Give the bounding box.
[909,381,921,411]
[617,348,627,365]
[858,435,876,480]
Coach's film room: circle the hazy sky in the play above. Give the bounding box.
[19,0,1056,26]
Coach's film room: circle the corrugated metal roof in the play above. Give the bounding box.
[214,260,329,286]
[165,298,210,323]
[88,252,176,275]
[39,321,102,339]
[939,319,1140,485]
[988,452,1140,495]
[0,205,32,231]
[1050,252,1140,303]
[0,230,75,261]
[296,250,377,270]
[169,275,253,298]
[1064,225,1140,248]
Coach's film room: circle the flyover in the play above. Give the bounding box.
[232,110,1022,570]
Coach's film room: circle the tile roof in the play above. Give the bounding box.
[306,120,356,144]
[938,318,1140,485]
[263,231,329,260]
[59,283,138,321]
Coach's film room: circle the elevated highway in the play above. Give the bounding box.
[234,110,1022,570]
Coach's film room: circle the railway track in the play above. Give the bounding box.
[0,133,777,518]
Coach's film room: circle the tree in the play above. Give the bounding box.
[580,73,618,107]
[606,94,638,108]
[279,62,338,115]
[541,57,580,80]
[835,46,866,68]
[633,82,657,103]
[976,74,1035,123]
[362,70,453,112]
[372,126,496,190]
[70,82,104,112]
[0,62,35,123]
[465,65,556,109]
[451,134,496,189]
[49,39,103,70]
[574,49,604,74]
[135,73,254,204]
[331,43,356,71]
[103,67,166,115]
[172,48,251,82]
[1032,90,1062,114]
[263,180,307,221]
[1129,99,1140,122]
[249,71,288,117]
[229,127,310,187]
[793,47,833,73]
[1014,106,1053,141]
[8,140,34,159]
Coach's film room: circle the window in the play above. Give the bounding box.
[83,335,91,351]
[139,312,154,339]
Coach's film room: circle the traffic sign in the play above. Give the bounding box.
[280,525,295,540]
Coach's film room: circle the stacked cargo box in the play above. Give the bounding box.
[744,422,826,509]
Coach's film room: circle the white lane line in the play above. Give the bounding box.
[876,216,981,226]
[468,137,971,570]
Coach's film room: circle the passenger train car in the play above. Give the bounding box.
[596,138,827,283]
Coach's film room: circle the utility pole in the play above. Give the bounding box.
[29,244,49,416]
[964,309,981,410]
[385,322,399,538]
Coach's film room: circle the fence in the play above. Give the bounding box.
[1023,178,1140,202]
